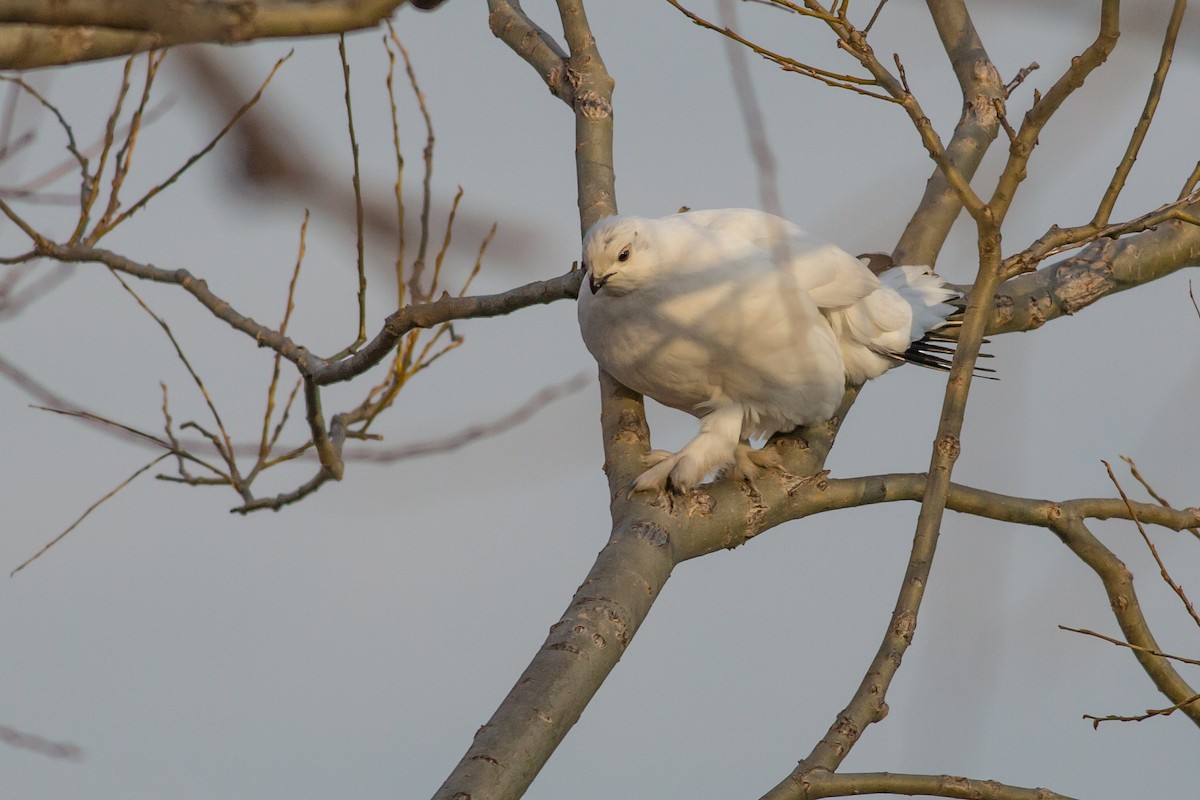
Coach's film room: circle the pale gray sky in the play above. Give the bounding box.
[4,2,1199,798]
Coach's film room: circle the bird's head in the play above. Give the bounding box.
[581,215,653,296]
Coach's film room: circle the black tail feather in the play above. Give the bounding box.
[891,333,999,379]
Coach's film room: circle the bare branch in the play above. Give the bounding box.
[894,0,1004,264]
[989,0,1120,222]
[11,452,172,576]
[1091,0,1185,228]
[1121,455,1200,541]
[0,0,431,69]
[766,769,1076,800]
[1103,460,1200,628]
[990,216,1200,335]
[1049,512,1200,727]
[313,269,582,385]
[1059,626,1200,668]
[666,0,897,101]
[108,270,240,481]
[338,35,368,350]
[433,4,617,797]
[487,0,573,105]
[1083,693,1200,728]
[87,50,292,242]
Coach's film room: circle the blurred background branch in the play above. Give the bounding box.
[0,0,450,69]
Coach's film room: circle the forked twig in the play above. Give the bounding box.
[1104,460,1200,628]
[1084,693,1200,729]
[250,210,310,480]
[108,271,239,481]
[87,50,293,242]
[1121,455,1200,541]
[665,0,896,101]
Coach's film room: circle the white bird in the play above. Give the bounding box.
[577,208,965,494]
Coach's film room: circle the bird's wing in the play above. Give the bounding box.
[672,208,880,310]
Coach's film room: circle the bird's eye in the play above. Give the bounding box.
[618,246,631,263]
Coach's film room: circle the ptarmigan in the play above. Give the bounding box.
[576,208,963,494]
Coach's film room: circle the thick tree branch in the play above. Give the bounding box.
[431,508,675,800]
[23,240,582,384]
[433,3,618,798]
[758,473,1200,798]
[487,0,573,105]
[989,216,1200,335]
[0,0,442,70]
[796,161,1003,773]
[1050,513,1200,726]
[893,0,1003,265]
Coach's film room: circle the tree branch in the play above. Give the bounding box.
[487,0,573,105]
[988,0,1120,221]
[768,768,1077,800]
[432,3,618,797]
[0,0,437,70]
[893,0,1004,265]
[989,215,1200,335]
[313,269,582,384]
[1091,0,1186,228]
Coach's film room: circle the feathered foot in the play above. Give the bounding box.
[629,404,745,497]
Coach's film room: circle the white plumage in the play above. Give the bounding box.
[577,208,960,494]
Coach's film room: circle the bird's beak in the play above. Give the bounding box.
[588,270,611,294]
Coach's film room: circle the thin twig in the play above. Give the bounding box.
[1104,460,1200,628]
[1179,162,1200,201]
[108,271,239,481]
[254,210,309,474]
[863,0,890,33]
[401,35,436,303]
[1121,455,1200,540]
[665,0,896,101]
[1091,0,1186,229]
[1084,693,1200,728]
[338,35,368,351]
[88,51,293,241]
[718,0,783,216]
[71,55,135,242]
[768,769,1077,800]
[1004,61,1040,97]
[1059,625,1200,668]
[383,26,408,306]
[988,0,1119,223]
[98,50,166,232]
[430,186,464,296]
[3,97,174,202]
[11,452,172,576]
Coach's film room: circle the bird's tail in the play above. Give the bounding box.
[880,266,997,378]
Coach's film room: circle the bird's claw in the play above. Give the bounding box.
[729,444,782,481]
